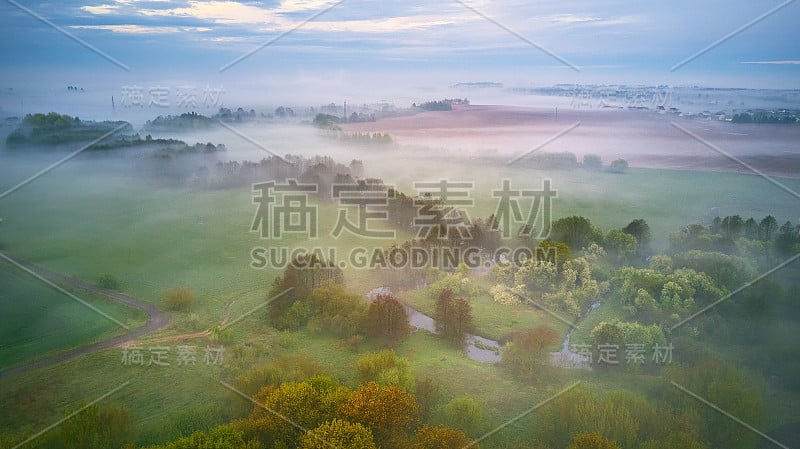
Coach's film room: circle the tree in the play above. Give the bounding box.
[414,377,441,421]
[537,240,571,270]
[307,282,367,338]
[604,229,637,262]
[437,396,484,436]
[363,294,411,347]
[339,382,420,449]
[666,360,764,449]
[775,220,799,257]
[551,216,602,250]
[249,377,351,447]
[434,289,473,348]
[759,215,778,241]
[567,432,621,449]
[356,350,415,391]
[269,254,346,328]
[299,420,377,449]
[412,425,475,449]
[582,154,602,169]
[608,159,628,173]
[502,325,559,381]
[622,219,651,256]
[720,215,744,239]
[590,321,625,366]
[145,424,262,449]
[743,217,758,239]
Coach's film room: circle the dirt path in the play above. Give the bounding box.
[0,252,170,379]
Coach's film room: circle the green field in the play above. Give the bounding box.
[1,148,799,447]
[0,264,146,368]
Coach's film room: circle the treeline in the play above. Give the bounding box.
[6,112,132,147]
[88,133,226,155]
[193,155,367,196]
[511,152,629,173]
[412,98,469,111]
[337,132,393,145]
[731,110,799,124]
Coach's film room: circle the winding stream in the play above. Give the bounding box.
[369,287,598,367]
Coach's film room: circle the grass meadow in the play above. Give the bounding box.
[1,148,799,445]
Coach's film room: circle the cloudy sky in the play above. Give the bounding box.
[1,0,798,104]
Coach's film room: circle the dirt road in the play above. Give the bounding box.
[0,252,170,379]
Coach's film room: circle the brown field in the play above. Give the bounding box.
[342,104,800,178]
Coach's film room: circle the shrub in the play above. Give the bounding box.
[97,274,120,290]
[163,287,195,311]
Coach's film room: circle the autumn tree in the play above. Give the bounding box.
[363,294,411,347]
[502,325,560,381]
[248,377,351,447]
[412,425,475,449]
[298,419,377,449]
[567,432,621,449]
[434,289,473,348]
[339,382,420,449]
[414,377,441,421]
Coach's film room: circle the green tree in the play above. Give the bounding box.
[551,216,602,250]
[604,229,637,262]
[144,424,262,449]
[437,396,484,437]
[666,360,764,449]
[623,218,652,256]
[758,215,778,241]
[307,282,367,338]
[356,350,415,391]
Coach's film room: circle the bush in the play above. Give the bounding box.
[163,287,195,311]
[97,274,120,290]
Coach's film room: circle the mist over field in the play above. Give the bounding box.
[1,1,800,449]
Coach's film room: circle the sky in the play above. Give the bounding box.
[0,0,799,108]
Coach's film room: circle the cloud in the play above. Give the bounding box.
[69,24,210,34]
[548,14,602,24]
[134,0,474,33]
[80,4,119,15]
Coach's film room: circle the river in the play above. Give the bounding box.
[369,287,596,367]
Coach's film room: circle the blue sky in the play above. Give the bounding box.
[1,0,799,101]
